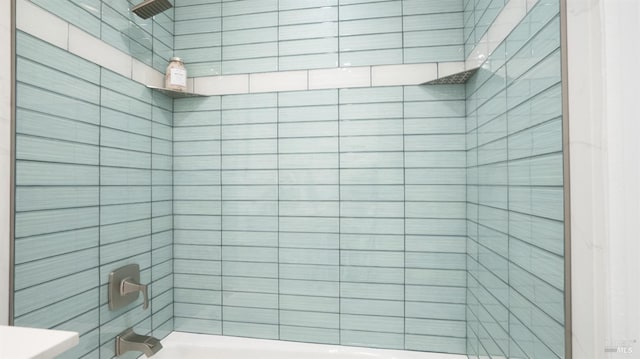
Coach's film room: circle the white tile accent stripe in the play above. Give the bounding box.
[438,62,466,79]
[68,25,132,78]
[466,0,534,69]
[186,78,195,93]
[16,0,162,87]
[17,0,471,96]
[194,75,249,96]
[16,0,67,50]
[308,67,371,90]
[249,71,307,93]
[132,59,164,88]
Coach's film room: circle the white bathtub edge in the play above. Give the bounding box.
[158,331,467,359]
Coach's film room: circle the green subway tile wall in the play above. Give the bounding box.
[463,0,507,57]
[13,0,566,357]
[13,32,173,358]
[174,0,465,76]
[28,0,174,72]
[172,85,468,353]
[465,0,565,357]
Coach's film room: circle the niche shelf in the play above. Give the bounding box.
[423,67,480,85]
[147,85,208,99]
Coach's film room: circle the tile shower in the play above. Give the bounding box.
[11,0,566,358]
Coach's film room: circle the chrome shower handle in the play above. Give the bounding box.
[108,264,148,311]
[120,277,149,310]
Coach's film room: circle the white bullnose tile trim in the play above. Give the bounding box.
[16,0,68,49]
[194,75,249,95]
[193,61,468,95]
[438,62,466,78]
[132,59,163,88]
[17,0,476,97]
[466,0,532,69]
[250,70,307,93]
[186,78,195,93]
[308,67,371,90]
[371,63,437,86]
[69,25,132,78]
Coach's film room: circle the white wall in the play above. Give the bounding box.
[0,0,12,326]
[568,0,640,358]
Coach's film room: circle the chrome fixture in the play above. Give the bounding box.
[116,328,162,357]
[132,0,172,19]
[108,264,149,311]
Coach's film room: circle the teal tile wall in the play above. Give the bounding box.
[277,90,338,344]
[221,93,280,339]
[13,31,173,359]
[173,96,223,334]
[463,0,507,57]
[172,85,467,354]
[174,0,465,77]
[29,0,174,72]
[465,0,565,357]
[14,0,567,357]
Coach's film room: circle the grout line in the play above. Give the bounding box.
[149,91,154,335]
[276,89,280,340]
[276,0,280,73]
[400,0,405,65]
[401,85,406,350]
[219,95,224,336]
[337,1,341,70]
[96,66,102,349]
[337,87,342,346]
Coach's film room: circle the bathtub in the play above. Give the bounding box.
[152,332,467,359]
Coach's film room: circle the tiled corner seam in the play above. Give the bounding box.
[466,0,541,69]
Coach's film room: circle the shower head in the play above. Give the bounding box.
[132,0,172,19]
